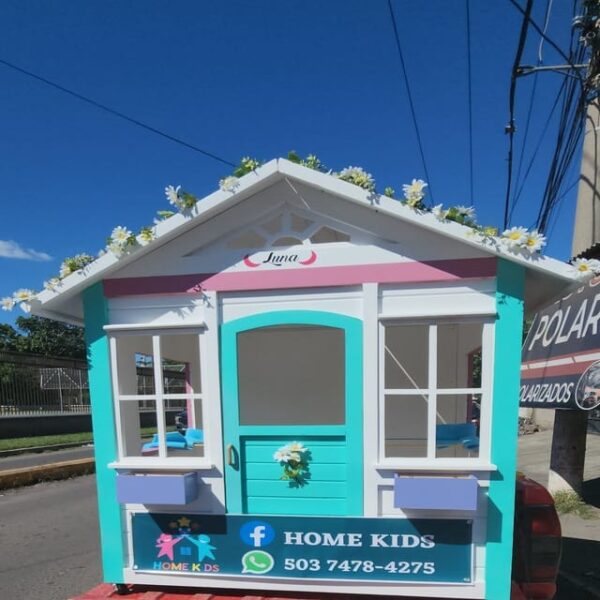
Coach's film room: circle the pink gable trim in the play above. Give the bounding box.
[103,258,496,298]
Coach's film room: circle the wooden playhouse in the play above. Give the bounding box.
[30,158,576,599]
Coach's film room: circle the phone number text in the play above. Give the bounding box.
[283,558,435,575]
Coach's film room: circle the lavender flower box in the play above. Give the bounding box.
[394,475,478,511]
[116,471,198,505]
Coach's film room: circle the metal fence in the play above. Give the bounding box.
[0,352,189,416]
[0,352,90,415]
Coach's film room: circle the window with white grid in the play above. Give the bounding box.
[379,318,493,463]
[109,330,207,465]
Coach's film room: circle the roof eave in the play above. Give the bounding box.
[33,157,577,322]
[276,159,577,284]
[34,159,283,316]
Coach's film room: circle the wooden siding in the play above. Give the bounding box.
[242,437,349,516]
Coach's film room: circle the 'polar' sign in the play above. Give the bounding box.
[521,277,600,411]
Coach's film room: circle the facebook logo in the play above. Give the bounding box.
[239,520,275,548]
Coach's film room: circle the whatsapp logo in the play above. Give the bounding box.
[241,550,274,574]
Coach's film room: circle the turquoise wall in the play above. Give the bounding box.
[485,259,525,599]
[82,282,124,583]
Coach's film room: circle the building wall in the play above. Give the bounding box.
[103,275,497,598]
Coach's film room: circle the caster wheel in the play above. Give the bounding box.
[114,583,129,595]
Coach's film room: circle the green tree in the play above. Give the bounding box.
[6,316,86,359]
[0,324,19,352]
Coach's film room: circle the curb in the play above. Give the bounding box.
[0,457,95,490]
[0,441,93,458]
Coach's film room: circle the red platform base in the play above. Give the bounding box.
[71,582,529,600]
[71,584,451,600]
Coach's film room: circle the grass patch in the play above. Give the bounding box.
[0,426,178,452]
[553,490,596,519]
[0,432,93,452]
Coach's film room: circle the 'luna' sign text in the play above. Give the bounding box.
[243,250,317,268]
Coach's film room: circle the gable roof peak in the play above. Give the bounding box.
[27,156,576,323]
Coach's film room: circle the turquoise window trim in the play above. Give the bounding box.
[238,425,347,436]
[486,259,525,599]
[82,282,124,583]
[221,310,363,516]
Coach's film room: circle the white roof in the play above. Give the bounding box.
[31,158,578,325]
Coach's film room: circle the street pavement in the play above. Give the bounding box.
[518,429,600,500]
[0,474,101,600]
[0,445,94,470]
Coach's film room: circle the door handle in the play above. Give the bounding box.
[226,444,235,466]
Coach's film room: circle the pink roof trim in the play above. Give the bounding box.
[103,257,497,297]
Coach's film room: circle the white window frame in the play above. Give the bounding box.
[108,326,212,469]
[377,316,495,469]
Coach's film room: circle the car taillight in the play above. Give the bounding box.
[519,582,558,599]
[526,510,562,582]
[529,506,561,537]
[513,476,562,599]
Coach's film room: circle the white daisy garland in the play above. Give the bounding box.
[570,258,600,280]
[1,153,566,312]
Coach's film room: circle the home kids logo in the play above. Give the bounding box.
[151,516,220,573]
[243,250,317,268]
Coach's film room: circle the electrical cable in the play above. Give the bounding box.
[387,0,434,202]
[508,0,586,78]
[511,0,554,222]
[0,57,237,168]
[531,1,581,227]
[465,0,474,206]
[536,64,587,232]
[537,0,554,63]
[510,76,568,219]
[510,0,587,232]
[504,0,534,230]
[545,175,580,241]
[539,39,587,227]
[511,72,540,218]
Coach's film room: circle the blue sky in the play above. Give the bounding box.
[0,0,582,326]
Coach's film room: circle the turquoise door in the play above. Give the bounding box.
[221,310,363,516]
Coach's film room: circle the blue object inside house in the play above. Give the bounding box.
[184,428,204,446]
[436,423,479,451]
[142,429,204,453]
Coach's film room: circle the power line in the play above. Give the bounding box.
[510,0,554,223]
[535,8,588,233]
[0,57,237,168]
[508,0,585,77]
[546,175,580,241]
[504,0,534,230]
[465,0,474,206]
[509,76,567,221]
[512,0,587,229]
[535,45,587,232]
[537,0,555,63]
[512,72,540,211]
[387,0,434,202]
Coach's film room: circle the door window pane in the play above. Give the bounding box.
[237,325,345,425]
[384,324,428,389]
[437,323,483,388]
[436,394,480,458]
[384,395,428,457]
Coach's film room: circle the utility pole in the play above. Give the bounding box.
[549,1,600,494]
[572,99,600,252]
